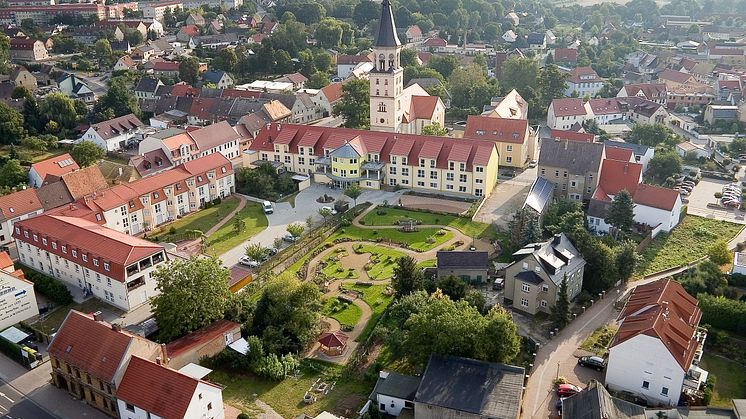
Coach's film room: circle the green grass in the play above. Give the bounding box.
[636,216,743,276]
[0,145,69,164]
[331,226,452,252]
[579,325,617,356]
[354,244,406,280]
[29,298,119,336]
[320,250,359,280]
[151,197,241,241]
[361,207,491,238]
[206,202,268,256]
[324,297,363,328]
[209,360,370,418]
[416,259,436,269]
[701,353,746,408]
[341,284,394,342]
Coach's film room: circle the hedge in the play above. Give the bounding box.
[18,265,73,306]
[698,294,746,336]
[0,336,24,364]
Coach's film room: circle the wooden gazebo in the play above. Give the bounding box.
[317,331,348,356]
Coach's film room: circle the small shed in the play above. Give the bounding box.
[318,331,348,356]
[436,251,489,284]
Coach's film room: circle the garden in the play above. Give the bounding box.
[324,297,363,329]
[205,202,268,256]
[360,207,493,238]
[352,244,406,280]
[150,197,242,242]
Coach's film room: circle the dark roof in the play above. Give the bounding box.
[203,70,227,84]
[515,270,543,285]
[374,0,401,47]
[415,354,525,418]
[603,140,652,157]
[563,381,646,419]
[436,251,488,270]
[370,372,421,400]
[36,181,74,210]
[136,77,160,93]
[538,139,604,175]
[527,32,545,44]
[524,176,555,214]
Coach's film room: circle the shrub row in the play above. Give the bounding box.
[698,294,746,336]
[19,266,73,305]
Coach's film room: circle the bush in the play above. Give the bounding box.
[169,226,177,235]
[213,197,221,205]
[698,294,746,336]
[715,192,723,199]
[238,414,250,419]
[20,266,73,305]
[730,273,746,287]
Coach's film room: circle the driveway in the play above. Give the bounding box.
[474,167,537,228]
[684,172,746,224]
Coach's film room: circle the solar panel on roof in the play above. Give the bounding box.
[57,159,74,168]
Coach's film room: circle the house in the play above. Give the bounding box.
[482,89,528,120]
[48,311,164,417]
[527,32,546,50]
[603,140,654,172]
[14,214,168,311]
[116,356,224,419]
[134,77,163,99]
[152,61,181,78]
[542,128,594,143]
[414,354,525,419]
[202,70,233,89]
[565,66,604,97]
[128,149,173,178]
[138,121,242,165]
[436,251,489,284]
[463,116,535,167]
[368,371,421,417]
[704,104,738,124]
[113,55,137,72]
[177,24,200,42]
[56,74,95,103]
[318,83,343,116]
[274,72,308,90]
[185,12,205,26]
[28,153,79,188]
[421,36,448,53]
[58,166,110,200]
[586,98,624,125]
[547,98,591,130]
[552,48,577,66]
[36,182,74,211]
[504,233,585,315]
[0,268,38,331]
[79,114,145,152]
[9,65,36,90]
[523,176,555,225]
[336,54,372,79]
[164,319,241,369]
[141,0,183,22]
[537,138,605,201]
[606,279,708,406]
[504,12,520,26]
[405,25,423,43]
[617,83,668,105]
[9,38,48,62]
[502,30,517,43]
[676,141,709,159]
[0,188,43,248]
[658,69,700,90]
[630,184,684,232]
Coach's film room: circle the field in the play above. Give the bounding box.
[360,207,491,238]
[206,202,268,256]
[636,216,743,276]
[330,226,453,252]
[700,353,746,408]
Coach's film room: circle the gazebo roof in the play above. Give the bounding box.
[318,331,348,348]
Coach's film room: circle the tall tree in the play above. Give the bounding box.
[499,57,539,98]
[70,141,105,167]
[344,183,362,207]
[151,257,232,341]
[707,240,731,266]
[0,102,25,145]
[94,38,113,64]
[93,80,141,121]
[536,64,569,113]
[436,276,467,300]
[286,222,305,238]
[39,92,78,130]
[333,79,370,129]
[392,255,424,298]
[306,72,329,89]
[627,123,679,147]
[0,160,28,189]
[615,240,638,281]
[551,275,571,329]
[647,150,682,184]
[245,243,268,262]
[179,57,200,84]
[519,212,542,246]
[314,18,344,48]
[606,190,635,235]
[427,55,460,79]
[0,34,9,73]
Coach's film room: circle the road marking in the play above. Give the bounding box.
[0,393,13,403]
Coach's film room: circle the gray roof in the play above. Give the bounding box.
[415,354,525,418]
[203,70,227,84]
[136,77,160,93]
[511,233,585,286]
[563,381,646,419]
[603,140,652,157]
[374,0,401,48]
[437,251,489,270]
[36,181,74,211]
[515,270,543,285]
[524,177,555,214]
[527,32,546,44]
[369,372,421,401]
[587,198,610,219]
[538,139,604,175]
[648,407,736,418]
[330,143,361,159]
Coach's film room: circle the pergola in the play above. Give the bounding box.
[317,331,348,356]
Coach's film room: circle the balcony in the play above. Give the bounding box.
[683,365,709,395]
[126,276,145,291]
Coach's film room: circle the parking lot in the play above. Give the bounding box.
[685,176,746,224]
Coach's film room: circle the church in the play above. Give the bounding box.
[368,0,446,135]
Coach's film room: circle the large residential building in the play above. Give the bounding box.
[481,89,528,119]
[617,83,668,105]
[603,140,655,172]
[368,0,445,135]
[564,66,604,97]
[547,98,590,130]
[606,279,708,406]
[463,116,536,168]
[504,233,585,315]
[9,38,48,62]
[538,139,605,201]
[547,97,668,129]
[138,121,242,165]
[0,188,43,248]
[79,114,145,152]
[0,4,106,25]
[49,153,235,235]
[141,0,182,21]
[14,214,167,311]
[247,123,500,198]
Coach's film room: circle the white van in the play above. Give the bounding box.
[262,201,273,214]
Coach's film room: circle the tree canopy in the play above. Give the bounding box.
[70,141,105,167]
[333,79,370,129]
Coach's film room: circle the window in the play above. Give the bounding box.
[82,254,88,262]
[33,234,38,242]
[107,278,111,286]
[417,169,424,178]
[542,284,549,292]
[389,166,396,175]
[521,298,529,308]
[104,262,110,271]
[540,300,548,307]
[506,145,513,152]
[391,156,397,164]
[207,403,213,410]
[459,174,467,182]
[661,387,669,396]
[458,186,466,192]
[446,173,454,181]
[93,259,99,267]
[430,160,435,168]
[506,156,513,163]
[51,242,57,250]
[430,171,437,179]
[42,238,47,245]
[459,163,465,172]
[642,381,650,389]
[448,162,454,170]
[126,403,135,412]
[446,184,453,190]
[419,158,425,167]
[475,188,483,196]
[522,283,530,292]
[475,178,483,184]
[417,181,424,186]
[555,170,559,177]
[430,182,437,188]
[476,166,484,173]
[401,168,409,176]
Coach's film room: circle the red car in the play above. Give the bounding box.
[557,383,581,397]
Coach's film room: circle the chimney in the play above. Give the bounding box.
[155,356,162,365]
[553,234,562,245]
[111,323,122,332]
[160,343,168,364]
[118,167,123,176]
[564,139,569,150]
[92,311,104,321]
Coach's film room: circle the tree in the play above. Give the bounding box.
[344,183,362,207]
[0,102,25,145]
[11,86,32,100]
[499,57,539,98]
[333,79,369,129]
[39,93,78,130]
[400,48,418,67]
[70,141,105,167]
[627,123,679,147]
[421,122,448,136]
[519,212,542,246]
[318,207,332,223]
[93,80,141,120]
[0,34,8,73]
[212,48,237,73]
[306,72,329,89]
[448,65,499,110]
[615,240,638,281]
[392,255,424,298]
[552,275,571,329]
[179,57,200,84]
[544,199,582,234]
[94,38,113,64]
[286,222,304,238]
[124,29,144,46]
[536,65,569,112]
[647,150,682,184]
[245,243,268,262]
[23,97,41,135]
[315,18,344,48]
[352,0,379,27]
[427,55,460,79]
[436,276,467,300]
[233,218,245,233]
[707,240,731,266]
[0,160,27,189]
[313,52,333,74]
[606,190,635,235]
[478,305,521,364]
[151,257,232,341]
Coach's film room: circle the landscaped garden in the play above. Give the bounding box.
[324,297,363,329]
[150,197,242,241]
[353,244,406,280]
[330,226,453,252]
[360,207,492,238]
[701,353,746,408]
[635,216,743,276]
[206,202,268,255]
[341,283,394,342]
[320,249,359,280]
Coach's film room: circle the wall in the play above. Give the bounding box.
[182,381,225,419]
[436,267,488,283]
[0,209,42,246]
[51,357,119,417]
[634,200,681,232]
[606,334,686,406]
[414,402,483,419]
[376,394,410,416]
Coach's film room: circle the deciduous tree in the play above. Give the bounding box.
[707,240,731,266]
[344,183,362,207]
[333,79,369,129]
[392,255,424,298]
[286,222,304,238]
[647,150,682,184]
[0,160,27,189]
[421,122,448,136]
[70,141,104,167]
[179,57,200,84]
[245,243,268,261]
[0,102,25,145]
[606,190,635,235]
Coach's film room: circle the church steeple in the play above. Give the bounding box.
[375,0,401,47]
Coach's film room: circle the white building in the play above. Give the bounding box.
[603,140,655,173]
[138,121,242,165]
[546,98,590,130]
[606,279,708,407]
[732,252,746,276]
[141,0,182,21]
[79,114,145,151]
[0,269,39,331]
[0,188,43,247]
[369,371,420,416]
[14,214,167,311]
[564,66,604,98]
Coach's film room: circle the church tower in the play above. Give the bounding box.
[369,0,404,133]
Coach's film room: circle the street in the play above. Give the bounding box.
[0,377,55,419]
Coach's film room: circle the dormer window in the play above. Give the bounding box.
[52,242,57,250]
[15,227,19,234]
[82,254,88,262]
[72,249,78,258]
[62,245,67,253]
[197,176,203,182]
[42,238,47,245]
[93,258,99,267]
[33,234,38,242]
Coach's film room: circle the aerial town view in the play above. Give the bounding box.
[0,0,745,417]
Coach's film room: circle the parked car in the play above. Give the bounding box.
[454,120,467,127]
[722,199,740,208]
[578,355,606,370]
[492,278,505,290]
[321,205,338,215]
[267,247,278,256]
[283,234,298,243]
[557,383,581,397]
[238,256,259,268]
[262,200,274,214]
[528,160,537,168]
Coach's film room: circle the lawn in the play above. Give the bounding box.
[28,298,120,336]
[0,145,69,164]
[416,259,436,269]
[209,360,370,418]
[361,207,491,238]
[206,202,268,256]
[151,197,241,241]
[331,226,453,252]
[700,353,746,408]
[320,250,359,280]
[324,297,363,328]
[636,216,743,276]
[579,325,617,356]
[354,244,406,280]
[341,283,394,342]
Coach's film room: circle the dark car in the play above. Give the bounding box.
[578,355,606,370]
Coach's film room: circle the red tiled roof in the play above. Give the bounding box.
[623,83,667,99]
[283,72,308,84]
[48,311,139,383]
[633,183,680,211]
[613,279,701,370]
[320,83,343,104]
[410,96,439,119]
[418,141,443,159]
[463,116,529,144]
[598,158,643,196]
[604,146,633,162]
[423,37,447,47]
[587,98,622,115]
[553,48,577,62]
[116,356,200,419]
[165,320,239,357]
[89,113,144,141]
[548,129,594,143]
[0,188,42,220]
[406,25,422,37]
[179,24,199,37]
[60,166,109,200]
[10,38,41,50]
[417,52,432,64]
[550,98,588,117]
[567,66,602,84]
[153,61,180,71]
[31,154,80,182]
[0,251,14,270]
[336,54,371,65]
[318,331,347,348]
[709,47,744,56]
[659,69,694,84]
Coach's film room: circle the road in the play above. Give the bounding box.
[474,166,537,227]
[0,377,55,419]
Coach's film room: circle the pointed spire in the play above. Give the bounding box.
[375,0,401,47]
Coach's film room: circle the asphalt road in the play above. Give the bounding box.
[0,377,55,419]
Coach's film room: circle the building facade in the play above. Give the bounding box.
[0,188,43,248]
[538,139,605,201]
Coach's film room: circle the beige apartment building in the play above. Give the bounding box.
[537,139,605,201]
